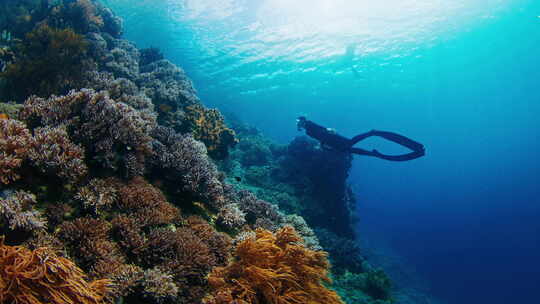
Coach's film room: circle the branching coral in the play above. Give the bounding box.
[58,217,124,272]
[20,89,156,174]
[150,126,226,208]
[204,226,344,304]
[29,125,88,183]
[0,119,32,184]
[236,190,282,227]
[116,176,181,227]
[142,267,179,303]
[217,203,246,230]
[76,177,119,214]
[0,190,46,231]
[281,214,322,251]
[1,118,87,184]
[0,238,111,304]
[184,215,232,266]
[183,104,238,159]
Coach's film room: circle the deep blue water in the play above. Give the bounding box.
[105,0,540,303]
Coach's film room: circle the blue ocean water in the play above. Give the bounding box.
[104,0,540,303]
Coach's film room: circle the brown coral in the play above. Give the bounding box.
[0,119,32,184]
[184,104,238,159]
[1,24,91,101]
[0,237,111,304]
[204,226,344,304]
[117,177,181,227]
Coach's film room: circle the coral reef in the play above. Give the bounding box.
[0,237,111,304]
[0,1,396,303]
[204,226,344,304]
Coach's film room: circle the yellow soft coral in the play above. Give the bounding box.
[204,226,344,304]
[184,104,238,159]
[0,237,111,304]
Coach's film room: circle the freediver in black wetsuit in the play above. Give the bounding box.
[296,116,425,161]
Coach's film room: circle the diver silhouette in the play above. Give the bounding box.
[296,116,425,161]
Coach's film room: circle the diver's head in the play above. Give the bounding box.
[297,116,307,131]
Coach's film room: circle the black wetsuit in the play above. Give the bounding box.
[300,119,425,161]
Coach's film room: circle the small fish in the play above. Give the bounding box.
[234,176,242,182]
[0,113,9,120]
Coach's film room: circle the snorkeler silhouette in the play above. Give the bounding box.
[297,116,425,161]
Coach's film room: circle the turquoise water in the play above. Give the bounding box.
[105,0,540,303]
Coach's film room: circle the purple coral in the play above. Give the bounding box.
[29,126,88,183]
[151,126,226,208]
[20,89,156,174]
[236,190,282,226]
[138,59,200,107]
[0,190,46,231]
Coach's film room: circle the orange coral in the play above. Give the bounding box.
[0,237,111,304]
[184,104,238,159]
[204,226,344,304]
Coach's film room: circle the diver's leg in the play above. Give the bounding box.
[371,130,425,151]
[351,147,425,161]
[350,147,378,156]
[350,130,376,145]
